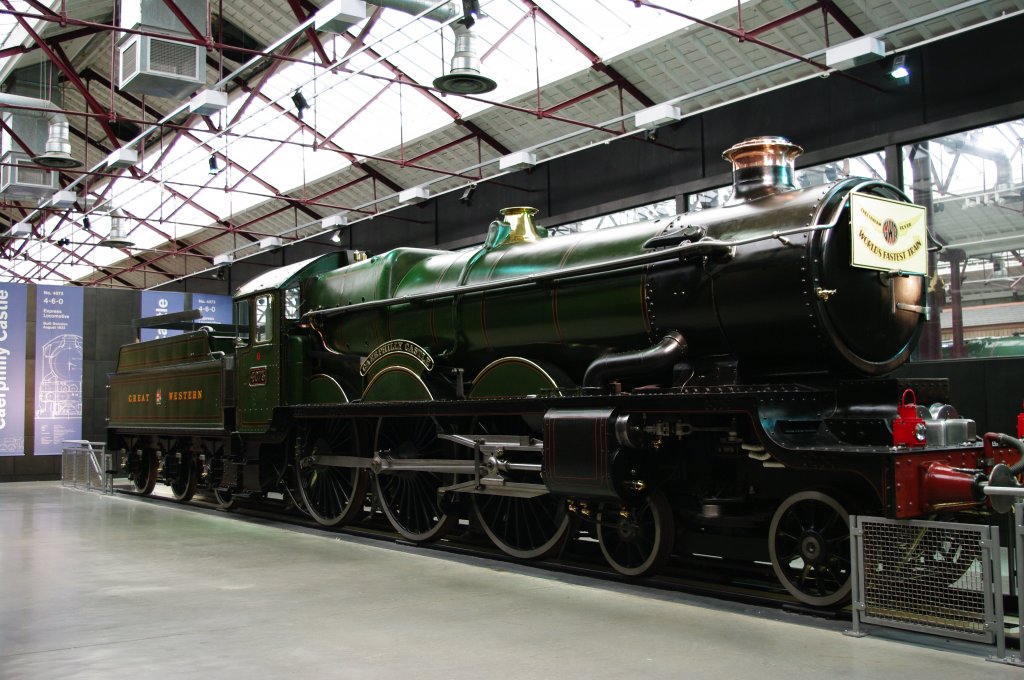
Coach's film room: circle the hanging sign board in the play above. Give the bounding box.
[0,283,27,456]
[192,294,233,325]
[140,291,185,341]
[34,285,84,455]
[850,192,928,276]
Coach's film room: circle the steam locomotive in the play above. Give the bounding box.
[107,137,1024,607]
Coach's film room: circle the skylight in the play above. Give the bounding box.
[13,0,745,285]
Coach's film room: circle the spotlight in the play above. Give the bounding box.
[56,237,71,247]
[459,184,476,205]
[291,90,309,120]
[208,155,219,175]
[330,230,343,244]
[460,0,481,28]
[82,216,92,232]
[889,55,910,80]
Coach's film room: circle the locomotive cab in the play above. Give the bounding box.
[230,250,365,432]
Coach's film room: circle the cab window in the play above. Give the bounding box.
[235,300,250,345]
[284,286,300,321]
[254,294,273,343]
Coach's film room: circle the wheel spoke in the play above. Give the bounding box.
[374,416,456,543]
[769,491,851,607]
[468,415,570,559]
[597,491,674,578]
[296,423,367,527]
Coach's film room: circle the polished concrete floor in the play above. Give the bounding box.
[1,481,1021,680]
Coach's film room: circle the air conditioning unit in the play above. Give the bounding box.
[0,150,58,200]
[119,34,205,98]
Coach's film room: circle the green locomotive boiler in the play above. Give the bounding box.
[108,137,1024,607]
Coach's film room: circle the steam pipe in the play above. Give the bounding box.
[583,332,688,389]
[0,92,82,169]
[985,432,1024,475]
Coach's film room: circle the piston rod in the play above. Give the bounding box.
[309,454,540,474]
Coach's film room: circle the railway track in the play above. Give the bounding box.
[113,483,847,619]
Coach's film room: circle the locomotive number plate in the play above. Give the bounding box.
[850,192,927,275]
[248,366,268,387]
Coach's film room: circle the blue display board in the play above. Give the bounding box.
[192,294,233,325]
[0,283,27,456]
[140,291,185,341]
[34,285,84,455]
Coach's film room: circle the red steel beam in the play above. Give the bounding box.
[160,0,208,43]
[519,0,655,107]
[634,0,882,90]
[0,5,122,147]
[287,0,332,65]
[227,34,301,127]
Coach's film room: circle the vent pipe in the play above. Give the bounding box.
[99,208,134,248]
[0,93,82,169]
[722,136,802,203]
[364,0,496,94]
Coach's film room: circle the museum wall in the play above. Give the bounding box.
[2,14,1023,481]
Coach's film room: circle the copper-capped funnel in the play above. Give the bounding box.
[500,206,541,244]
[722,136,803,202]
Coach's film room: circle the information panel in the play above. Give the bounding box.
[140,291,185,341]
[192,294,233,325]
[34,285,84,455]
[0,283,27,456]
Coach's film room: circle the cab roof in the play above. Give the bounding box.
[233,252,343,299]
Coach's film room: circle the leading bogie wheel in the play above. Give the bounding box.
[373,415,458,543]
[597,490,675,577]
[295,420,369,527]
[768,490,852,607]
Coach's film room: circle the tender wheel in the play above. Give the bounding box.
[213,488,237,510]
[373,416,457,543]
[769,490,852,607]
[131,449,158,496]
[470,416,572,559]
[295,420,369,527]
[597,490,674,577]
[169,452,197,502]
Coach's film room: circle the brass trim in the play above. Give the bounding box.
[500,206,541,244]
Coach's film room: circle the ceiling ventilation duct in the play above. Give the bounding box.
[118,0,206,98]
[0,93,83,170]
[364,0,496,94]
[99,209,135,248]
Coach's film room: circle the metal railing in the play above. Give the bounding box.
[849,515,1005,655]
[61,440,115,494]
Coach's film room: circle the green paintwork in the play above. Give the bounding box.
[284,335,309,405]
[234,252,346,297]
[232,253,350,431]
[306,222,656,376]
[361,366,432,403]
[117,330,232,372]
[307,374,348,404]
[235,293,280,432]
[108,359,225,430]
[469,357,564,398]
